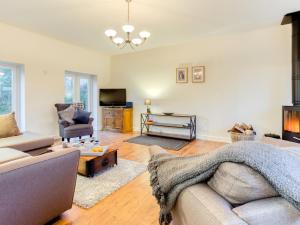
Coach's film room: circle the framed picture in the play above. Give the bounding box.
[192,66,205,83]
[176,68,188,83]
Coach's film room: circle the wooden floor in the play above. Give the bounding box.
[52,131,225,225]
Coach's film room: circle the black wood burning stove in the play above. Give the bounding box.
[282,12,300,143]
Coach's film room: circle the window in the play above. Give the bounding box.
[64,76,74,104]
[0,66,14,114]
[80,78,89,109]
[64,71,96,112]
[0,62,24,128]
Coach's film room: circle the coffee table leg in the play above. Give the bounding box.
[87,161,95,177]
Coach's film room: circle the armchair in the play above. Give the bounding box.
[55,103,94,142]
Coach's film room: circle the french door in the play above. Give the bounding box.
[64,72,93,111]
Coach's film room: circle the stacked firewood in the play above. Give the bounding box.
[228,123,256,135]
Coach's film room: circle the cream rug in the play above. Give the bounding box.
[73,159,147,208]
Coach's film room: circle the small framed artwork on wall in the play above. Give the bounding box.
[176,68,188,83]
[192,66,205,83]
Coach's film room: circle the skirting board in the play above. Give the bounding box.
[197,134,231,143]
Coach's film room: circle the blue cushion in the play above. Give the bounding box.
[73,110,91,124]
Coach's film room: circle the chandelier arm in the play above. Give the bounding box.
[140,38,147,45]
[129,42,135,50]
[120,42,128,49]
[109,37,115,44]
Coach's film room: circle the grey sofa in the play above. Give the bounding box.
[171,138,300,225]
[0,148,80,225]
[55,103,94,142]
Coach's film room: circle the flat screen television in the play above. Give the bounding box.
[99,89,126,106]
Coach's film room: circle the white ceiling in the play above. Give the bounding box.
[0,0,299,55]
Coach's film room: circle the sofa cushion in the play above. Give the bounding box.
[0,112,21,138]
[171,183,248,225]
[0,132,54,152]
[64,124,93,138]
[73,110,91,124]
[207,162,278,205]
[233,197,300,225]
[58,105,75,124]
[0,148,31,164]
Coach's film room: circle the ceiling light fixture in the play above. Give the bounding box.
[104,0,151,49]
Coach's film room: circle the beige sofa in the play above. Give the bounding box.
[171,138,300,225]
[0,131,55,155]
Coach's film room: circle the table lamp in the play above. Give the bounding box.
[144,99,151,114]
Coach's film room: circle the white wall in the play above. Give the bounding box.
[109,25,292,142]
[0,22,111,135]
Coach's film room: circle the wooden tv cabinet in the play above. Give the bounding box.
[102,107,133,133]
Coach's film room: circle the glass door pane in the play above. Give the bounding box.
[0,67,13,115]
[80,78,89,110]
[64,76,74,104]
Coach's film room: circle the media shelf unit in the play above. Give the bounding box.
[140,113,196,141]
[102,107,133,133]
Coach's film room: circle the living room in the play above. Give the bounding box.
[0,0,299,225]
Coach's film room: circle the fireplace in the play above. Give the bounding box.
[282,106,300,142]
[282,11,300,143]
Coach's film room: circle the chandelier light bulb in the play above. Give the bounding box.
[105,29,117,37]
[132,38,142,45]
[113,37,125,45]
[122,24,135,33]
[139,31,151,39]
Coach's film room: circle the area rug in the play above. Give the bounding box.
[125,135,190,151]
[73,159,146,208]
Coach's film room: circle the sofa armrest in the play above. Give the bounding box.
[172,183,248,225]
[88,117,94,125]
[58,119,71,128]
[0,149,80,225]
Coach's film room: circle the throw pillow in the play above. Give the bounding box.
[58,105,75,124]
[207,162,278,205]
[0,112,21,138]
[73,110,91,124]
[72,103,84,111]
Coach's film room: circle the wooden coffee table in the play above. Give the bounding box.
[49,145,118,177]
[78,149,118,177]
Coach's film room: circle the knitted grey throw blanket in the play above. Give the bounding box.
[148,141,300,225]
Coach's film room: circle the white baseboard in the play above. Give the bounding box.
[197,134,231,143]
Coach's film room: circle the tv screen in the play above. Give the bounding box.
[99,89,126,106]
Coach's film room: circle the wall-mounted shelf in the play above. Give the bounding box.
[141,113,196,141]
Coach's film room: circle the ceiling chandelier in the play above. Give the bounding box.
[104,0,151,49]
